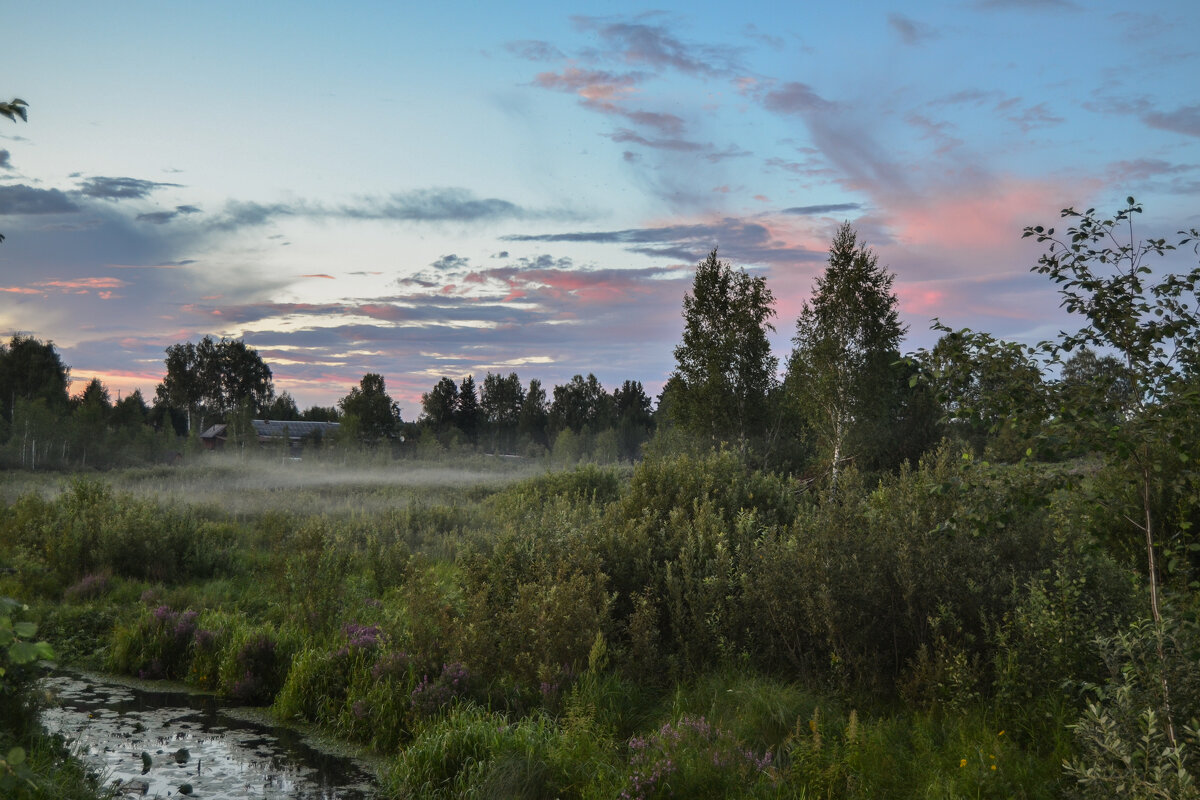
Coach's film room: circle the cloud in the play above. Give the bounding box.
[0,184,80,214]
[572,15,743,78]
[534,67,686,135]
[203,189,546,232]
[431,254,471,270]
[1107,158,1198,181]
[741,23,784,50]
[1006,102,1065,132]
[534,67,644,101]
[1143,105,1200,138]
[505,40,566,61]
[608,128,705,152]
[782,203,862,216]
[503,217,825,266]
[888,14,937,45]
[340,189,534,223]
[77,176,182,201]
[762,82,836,115]
[136,205,202,224]
[975,0,1079,9]
[0,149,10,169]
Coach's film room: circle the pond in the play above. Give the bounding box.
[40,672,378,799]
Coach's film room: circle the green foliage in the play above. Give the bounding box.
[787,223,906,485]
[670,248,777,454]
[596,450,798,676]
[156,335,275,433]
[339,373,401,446]
[1066,615,1200,798]
[1,598,55,720]
[1,479,234,590]
[382,703,619,800]
[0,334,70,427]
[621,714,776,800]
[913,325,1049,460]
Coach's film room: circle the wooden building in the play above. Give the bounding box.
[199,420,339,455]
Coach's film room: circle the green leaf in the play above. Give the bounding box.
[7,641,40,664]
[13,621,36,638]
[5,747,25,766]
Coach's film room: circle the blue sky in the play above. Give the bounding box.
[3,1,1198,412]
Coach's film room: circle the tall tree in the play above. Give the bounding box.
[917,326,1046,458]
[421,377,459,431]
[550,374,612,434]
[264,392,301,421]
[0,334,70,425]
[670,248,777,454]
[481,371,524,452]
[155,336,274,432]
[518,378,549,448]
[111,389,150,430]
[456,376,482,444]
[338,373,400,446]
[613,379,654,460]
[786,224,904,488]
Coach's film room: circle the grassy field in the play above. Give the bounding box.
[2,447,1195,798]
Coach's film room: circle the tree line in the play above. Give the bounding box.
[3,201,1197,480]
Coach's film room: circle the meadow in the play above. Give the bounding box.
[2,443,1197,799]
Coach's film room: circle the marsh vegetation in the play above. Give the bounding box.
[3,201,1200,798]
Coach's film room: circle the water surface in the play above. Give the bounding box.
[41,672,376,799]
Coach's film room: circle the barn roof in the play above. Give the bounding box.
[199,424,227,440]
[252,420,340,439]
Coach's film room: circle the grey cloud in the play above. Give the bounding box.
[705,145,753,163]
[762,83,836,115]
[742,23,784,50]
[340,188,531,223]
[431,254,471,271]
[930,89,1005,107]
[505,40,566,61]
[513,254,575,270]
[573,16,744,78]
[1083,96,1200,139]
[1007,102,1065,132]
[758,84,911,196]
[0,184,80,214]
[975,0,1079,8]
[0,149,10,169]
[78,176,182,201]
[782,203,862,216]
[609,128,705,152]
[136,205,202,225]
[888,14,937,45]
[208,201,296,231]
[1144,105,1200,138]
[503,217,824,266]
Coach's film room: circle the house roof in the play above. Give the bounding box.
[251,420,340,439]
[199,424,228,440]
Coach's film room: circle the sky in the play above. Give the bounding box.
[2,0,1199,414]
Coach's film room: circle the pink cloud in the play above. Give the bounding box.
[883,177,1069,250]
[34,277,126,291]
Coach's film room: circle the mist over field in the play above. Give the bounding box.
[0,454,548,518]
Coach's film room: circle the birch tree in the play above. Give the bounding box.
[786,223,904,489]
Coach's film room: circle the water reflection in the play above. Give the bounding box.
[41,673,376,799]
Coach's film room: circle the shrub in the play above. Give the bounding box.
[620,715,775,800]
[107,604,201,680]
